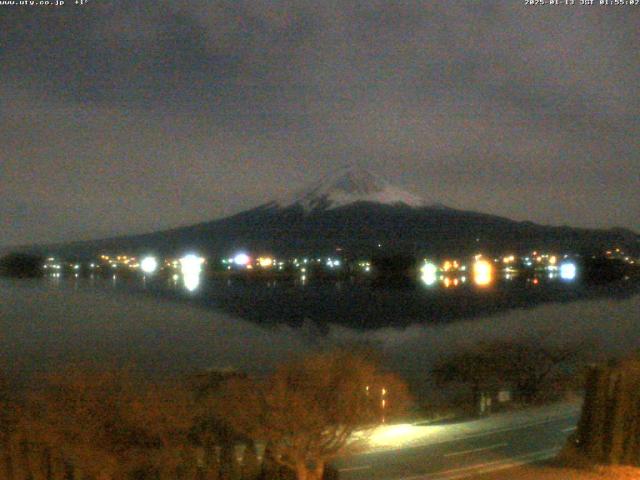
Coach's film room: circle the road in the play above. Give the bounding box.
[332,402,581,480]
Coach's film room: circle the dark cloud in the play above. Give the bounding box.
[0,1,638,246]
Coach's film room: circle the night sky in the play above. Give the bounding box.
[1,1,638,248]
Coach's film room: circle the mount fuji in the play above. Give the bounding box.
[277,166,434,212]
[27,166,639,258]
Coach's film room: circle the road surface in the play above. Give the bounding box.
[333,402,581,480]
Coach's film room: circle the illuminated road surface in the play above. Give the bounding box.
[333,402,580,480]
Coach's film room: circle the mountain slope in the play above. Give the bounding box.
[19,167,640,258]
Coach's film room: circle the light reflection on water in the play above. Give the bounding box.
[179,254,205,292]
[1,277,639,397]
[183,272,201,292]
[45,259,585,298]
[39,265,638,335]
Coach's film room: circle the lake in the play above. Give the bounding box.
[2,276,639,397]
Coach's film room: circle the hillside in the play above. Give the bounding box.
[15,167,640,259]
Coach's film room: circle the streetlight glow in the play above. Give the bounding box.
[473,259,493,287]
[140,256,158,274]
[560,262,577,281]
[420,261,438,286]
[234,253,250,266]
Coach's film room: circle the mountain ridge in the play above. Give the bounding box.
[5,167,639,258]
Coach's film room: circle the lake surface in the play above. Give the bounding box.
[42,270,640,329]
[2,276,639,397]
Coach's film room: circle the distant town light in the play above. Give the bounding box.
[257,256,273,268]
[420,262,438,286]
[560,262,577,281]
[140,256,158,274]
[473,259,493,287]
[326,258,341,268]
[233,253,250,266]
[180,254,204,275]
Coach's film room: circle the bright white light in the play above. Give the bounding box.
[233,253,250,266]
[180,254,204,274]
[473,259,493,286]
[140,256,158,274]
[180,254,204,292]
[366,423,444,450]
[560,262,577,281]
[183,273,200,292]
[420,262,438,286]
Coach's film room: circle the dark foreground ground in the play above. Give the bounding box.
[472,464,640,480]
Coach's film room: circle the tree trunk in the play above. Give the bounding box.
[240,441,259,480]
[295,462,324,480]
[259,444,282,480]
[219,443,239,480]
[41,448,53,480]
[295,464,308,480]
[574,360,640,466]
[311,463,324,480]
[62,460,76,480]
[2,442,15,480]
[18,439,34,480]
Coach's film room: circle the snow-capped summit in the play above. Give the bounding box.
[280,165,434,212]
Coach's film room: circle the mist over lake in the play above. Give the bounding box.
[2,278,638,397]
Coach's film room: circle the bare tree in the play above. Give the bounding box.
[23,366,197,480]
[432,340,584,407]
[215,349,411,480]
